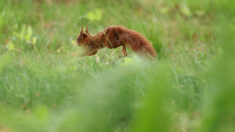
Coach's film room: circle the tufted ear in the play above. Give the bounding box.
[80,26,84,34]
[82,33,88,38]
[85,25,89,34]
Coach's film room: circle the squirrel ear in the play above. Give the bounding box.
[83,33,87,38]
[85,25,89,34]
[80,26,84,34]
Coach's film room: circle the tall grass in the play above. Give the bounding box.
[0,0,234,132]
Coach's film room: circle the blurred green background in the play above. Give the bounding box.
[0,0,234,132]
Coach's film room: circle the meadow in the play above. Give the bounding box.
[0,0,234,132]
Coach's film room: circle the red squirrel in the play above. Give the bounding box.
[76,26,156,58]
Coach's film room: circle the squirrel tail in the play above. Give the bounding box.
[121,29,156,58]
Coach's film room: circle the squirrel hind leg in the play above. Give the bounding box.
[122,44,127,56]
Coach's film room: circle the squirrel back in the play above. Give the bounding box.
[104,26,156,57]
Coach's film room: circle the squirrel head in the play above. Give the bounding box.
[77,26,90,46]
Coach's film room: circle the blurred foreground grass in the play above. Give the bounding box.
[0,0,234,132]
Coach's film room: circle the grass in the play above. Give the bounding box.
[0,0,234,132]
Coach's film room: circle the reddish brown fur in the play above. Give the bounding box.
[76,26,156,58]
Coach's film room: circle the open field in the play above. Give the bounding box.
[0,0,234,132]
